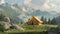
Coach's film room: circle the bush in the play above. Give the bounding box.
[0,25,6,32]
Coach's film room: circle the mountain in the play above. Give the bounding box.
[0,3,60,23]
[0,3,23,23]
[26,10,52,18]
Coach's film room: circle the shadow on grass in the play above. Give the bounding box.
[8,31,47,34]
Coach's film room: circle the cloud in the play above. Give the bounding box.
[24,0,60,12]
[0,0,5,4]
[24,0,47,6]
[24,0,31,4]
[31,0,46,5]
[26,0,50,10]
[24,0,50,9]
[48,4,60,11]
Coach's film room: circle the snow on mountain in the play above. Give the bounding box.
[0,2,60,22]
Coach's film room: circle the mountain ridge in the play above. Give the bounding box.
[0,3,60,23]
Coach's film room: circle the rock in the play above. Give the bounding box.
[4,17,10,23]
[10,24,24,31]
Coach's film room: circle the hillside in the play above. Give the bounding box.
[0,3,22,23]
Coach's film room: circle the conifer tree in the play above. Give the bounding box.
[48,18,51,24]
[51,17,57,24]
[44,18,47,24]
[41,16,47,24]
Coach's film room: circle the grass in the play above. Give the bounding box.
[18,24,58,30]
[0,24,58,34]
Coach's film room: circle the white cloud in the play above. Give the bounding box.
[0,0,5,4]
[31,0,46,5]
[24,0,50,9]
[24,0,31,4]
[24,0,60,12]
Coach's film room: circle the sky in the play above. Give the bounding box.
[6,0,24,4]
[0,0,60,12]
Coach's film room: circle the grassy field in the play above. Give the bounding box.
[0,24,58,34]
[18,24,58,30]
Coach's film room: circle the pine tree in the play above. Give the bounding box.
[48,18,51,24]
[41,16,47,24]
[44,18,47,24]
[51,17,57,25]
[41,16,44,24]
[41,16,44,21]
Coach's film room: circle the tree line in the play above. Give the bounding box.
[0,13,57,25]
[41,16,57,25]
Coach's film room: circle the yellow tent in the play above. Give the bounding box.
[27,16,43,25]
